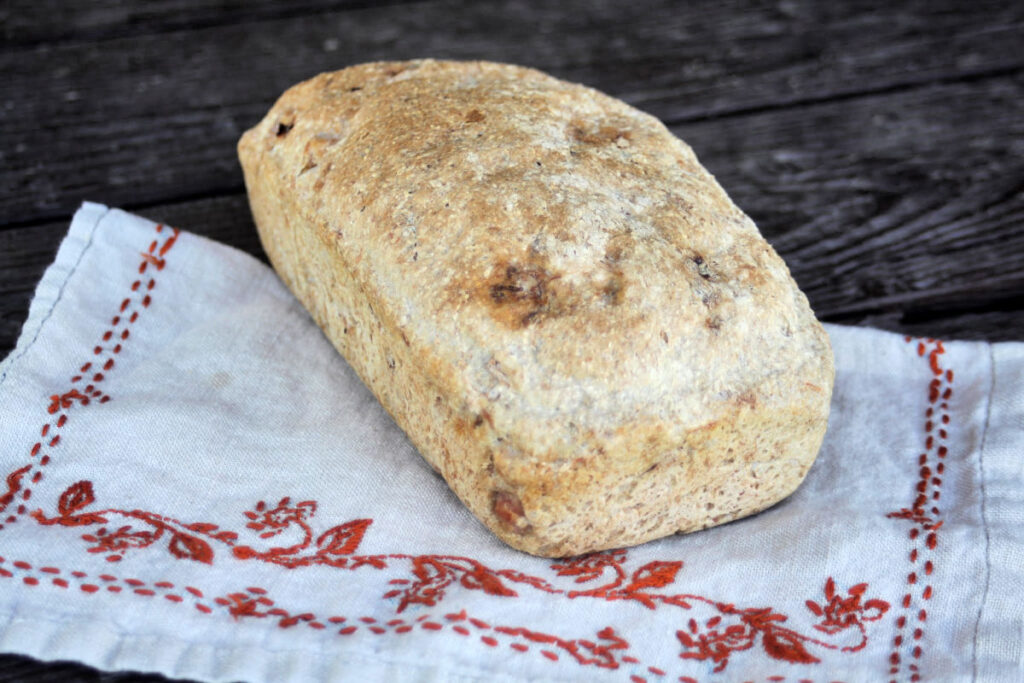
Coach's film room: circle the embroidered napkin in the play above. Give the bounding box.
[0,203,1020,682]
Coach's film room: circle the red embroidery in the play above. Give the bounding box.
[887,337,953,682]
[30,478,888,676]
[0,223,179,531]
[3,549,861,682]
[674,576,887,673]
[0,221,899,681]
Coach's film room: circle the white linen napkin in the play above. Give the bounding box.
[0,203,1020,682]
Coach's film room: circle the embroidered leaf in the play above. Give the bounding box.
[316,518,372,556]
[168,533,214,564]
[864,598,889,613]
[459,564,517,598]
[625,560,682,592]
[53,512,108,527]
[849,582,868,596]
[187,522,218,534]
[760,628,819,665]
[805,600,823,616]
[824,577,836,600]
[863,598,890,621]
[232,545,256,559]
[58,481,95,516]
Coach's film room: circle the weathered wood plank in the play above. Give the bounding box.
[1,0,1021,226]
[0,653,175,683]
[0,0,428,46]
[3,68,1023,355]
[673,74,1024,325]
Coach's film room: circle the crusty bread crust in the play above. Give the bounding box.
[238,59,834,557]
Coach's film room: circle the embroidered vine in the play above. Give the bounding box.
[31,479,890,674]
[2,219,928,680]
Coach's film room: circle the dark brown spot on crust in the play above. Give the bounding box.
[692,254,714,280]
[492,490,531,534]
[601,272,625,306]
[466,109,485,123]
[275,121,294,137]
[486,263,560,328]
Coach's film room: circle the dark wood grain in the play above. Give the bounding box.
[4,73,1022,350]
[676,73,1024,332]
[0,0,429,46]
[2,0,1021,226]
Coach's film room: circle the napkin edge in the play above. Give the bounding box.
[972,342,1024,678]
[0,202,111,386]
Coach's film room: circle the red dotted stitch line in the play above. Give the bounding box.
[0,225,178,531]
[0,219,847,683]
[0,554,202,607]
[0,554,844,683]
[0,556,609,673]
[888,338,952,682]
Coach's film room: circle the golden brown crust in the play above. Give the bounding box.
[238,59,834,557]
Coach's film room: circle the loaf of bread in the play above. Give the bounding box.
[238,60,833,557]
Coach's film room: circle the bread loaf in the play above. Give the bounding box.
[238,60,834,557]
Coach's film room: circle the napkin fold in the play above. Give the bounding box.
[0,203,1021,682]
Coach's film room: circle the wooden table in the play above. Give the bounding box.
[1,1,1021,680]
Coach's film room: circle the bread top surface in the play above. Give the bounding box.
[239,59,833,466]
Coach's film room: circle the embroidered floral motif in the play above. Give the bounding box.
[33,487,373,568]
[676,578,888,673]
[3,222,939,681]
[30,478,890,675]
